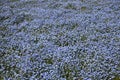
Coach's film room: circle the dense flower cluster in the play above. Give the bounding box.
[0,0,120,80]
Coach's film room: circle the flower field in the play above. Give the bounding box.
[0,0,120,80]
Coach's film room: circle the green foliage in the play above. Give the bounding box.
[65,3,76,10]
[81,0,84,2]
[0,26,7,31]
[0,16,9,22]
[44,57,54,64]
[92,38,98,42]
[18,26,27,32]
[80,35,87,41]
[34,37,39,44]
[24,14,33,21]
[0,76,4,80]
[81,6,87,11]
[62,63,73,80]
[114,37,120,42]
[112,75,120,80]
[95,29,99,32]
[63,41,69,46]
[48,3,62,9]
[71,23,79,29]
[55,40,69,47]
[34,26,50,34]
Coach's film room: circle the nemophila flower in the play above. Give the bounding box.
[0,0,120,80]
